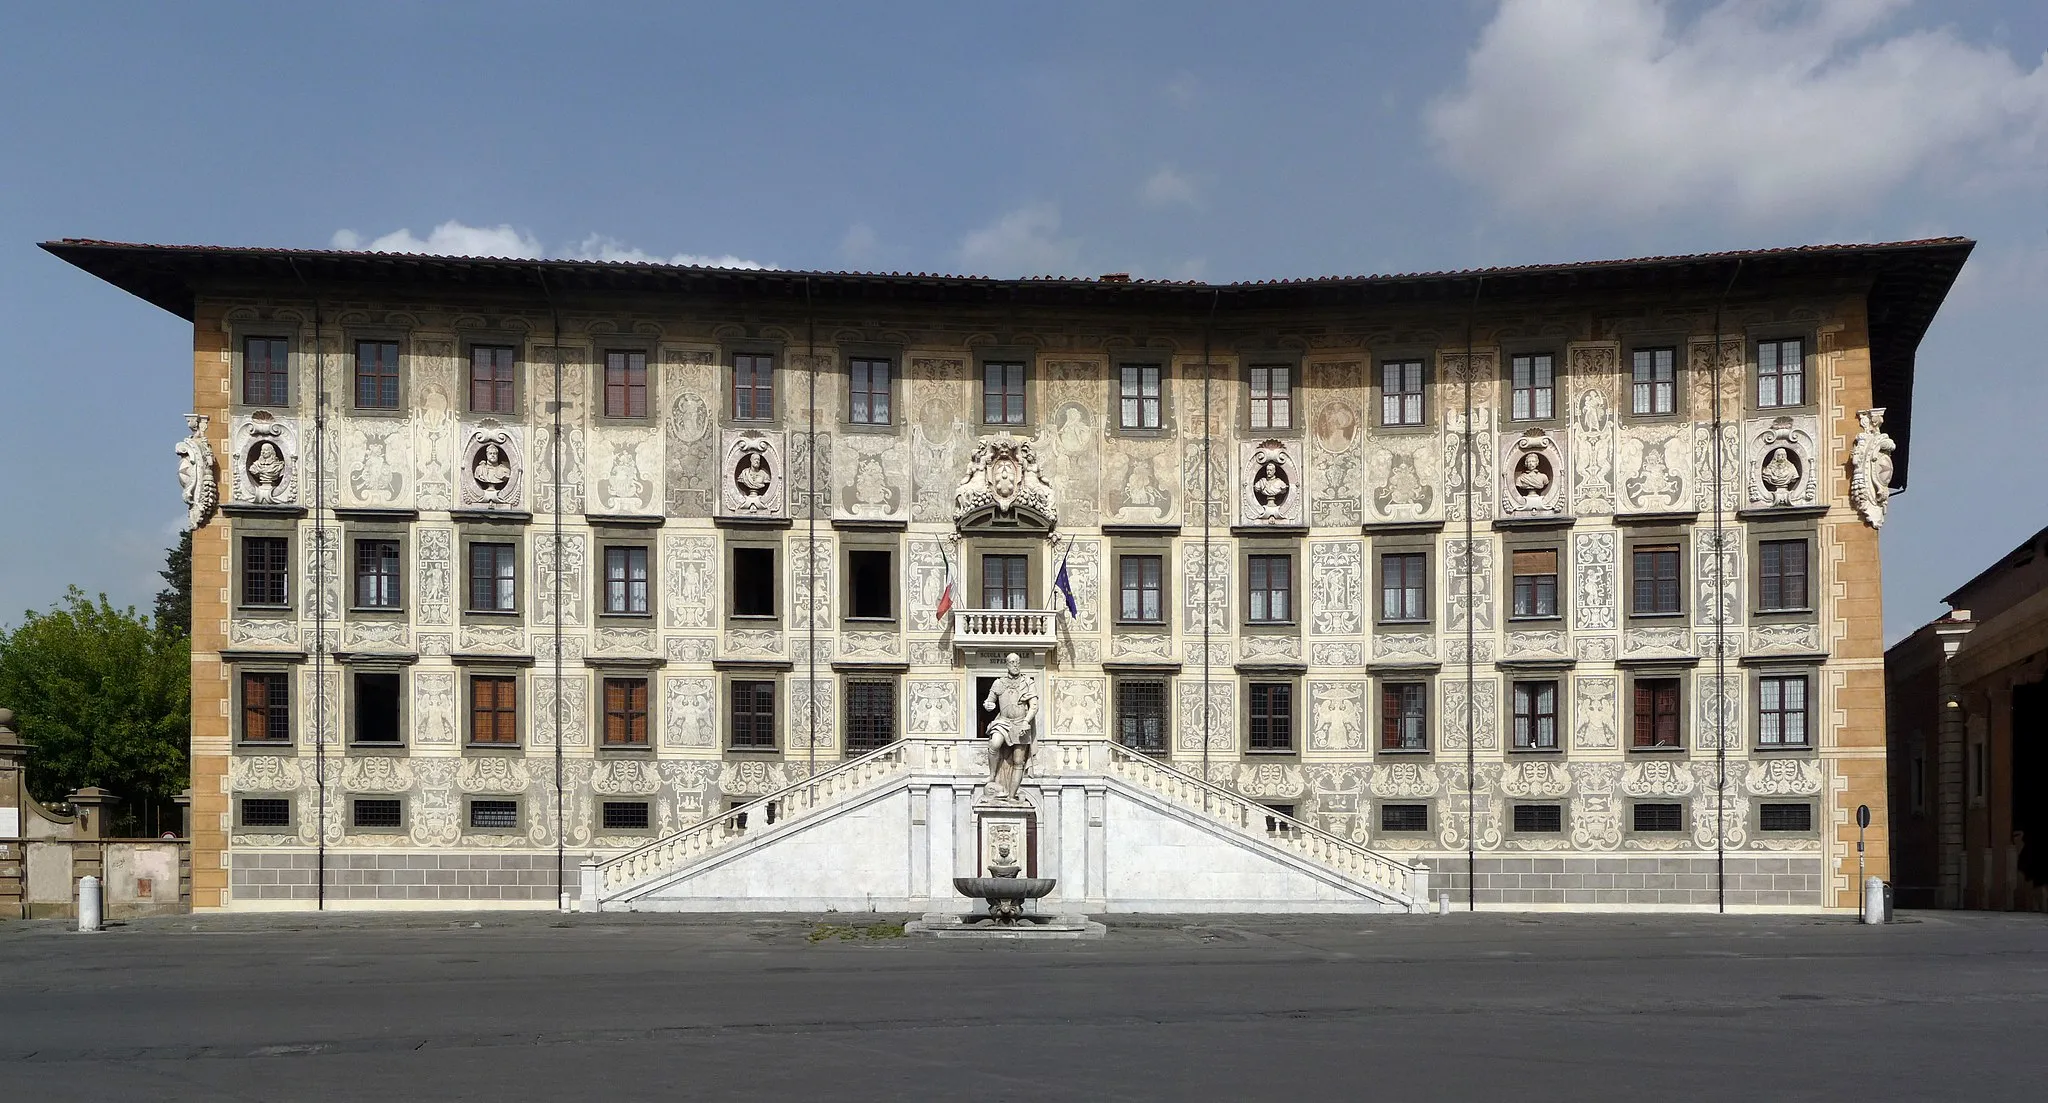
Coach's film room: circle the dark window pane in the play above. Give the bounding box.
[733,353,773,421]
[1632,679,1682,748]
[243,536,290,607]
[1760,803,1813,832]
[352,798,402,829]
[1248,682,1293,751]
[1633,803,1683,832]
[732,547,777,617]
[1513,804,1563,832]
[354,672,402,744]
[469,800,519,830]
[602,801,651,830]
[469,543,516,612]
[1116,680,1167,753]
[845,680,897,751]
[848,549,893,620]
[240,798,290,827]
[730,680,777,748]
[1380,803,1429,832]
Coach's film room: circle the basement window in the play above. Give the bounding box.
[1379,804,1429,832]
[1760,803,1814,832]
[351,798,402,829]
[1632,803,1683,833]
[602,801,651,831]
[469,800,519,831]
[732,547,776,618]
[1512,804,1563,833]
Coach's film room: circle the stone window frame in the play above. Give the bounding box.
[1624,667,1689,752]
[233,663,299,750]
[463,795,525,835]
[1620,334,1690,424]
[1374,674,1435,755]
[1750,663,1820,752]
[343,327,410,417]
[1240,537,1302,632]
[1746,518,1819,625]
[1754,799,1819,836]
[840,531,900,627]
[1628,800,1687,836]
[594,670,656,752]
[1376,800,1432,834]
[1108,355,1176,438]
[722,341,784,427]
[458,522,527,623]
[1371,350,1435,431]
[725,533,783,626]
[1502,533,1567,627]
[1372,533,1435,630]
[1240,353,1304,436]
[230,325,300,413]
[461,334,527,418]
[593,342,660,426]
[841,346,905,433]
[1744,323,1819,415]
[721,670,784,753]
[1507,676,1566,754]
[1622,525,1691,625]
[1109,541,1172,629]
[966,537,1042,613]
[842,673,901,754]
[594,529,658,622]
[233,520,298,616]
[1499,344,1564,426]
[235,794,296,832]
[1241,675,1301,758]
[1110,673,1172,756]
[342,520,410,619]
[346,794,408,835]
[599,799,658,836]
[460,667,526,751]
[1508,801,1567,836]
[974,348,1037,431]
[344,664,409,750]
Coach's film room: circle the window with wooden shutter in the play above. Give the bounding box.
[470,675,519,745]
[1632,678,1681,748]
[602,677,649,746]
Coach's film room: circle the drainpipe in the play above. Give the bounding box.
[1201,291,1219,784]
[1463,277,1482,910]
[291,259,329,911]
[805,277,818,796]
[1710,259,1741,913]
[536,270,566,910]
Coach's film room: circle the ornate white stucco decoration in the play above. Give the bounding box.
[460,420,523,509]
[1238,439,1304,527]
[1850,407,1896,528]
[719,429,786,519]
[1744,415,1819,510]
[175,413,218,528]
[1499,429,1565,516]
[231,411,298,505]
[954,432,1056,529]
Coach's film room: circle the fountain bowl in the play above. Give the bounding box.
[953,876,1058,902]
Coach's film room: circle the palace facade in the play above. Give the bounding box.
[48,237,1970,913]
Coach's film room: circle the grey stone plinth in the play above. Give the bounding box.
[906,913,1106,940]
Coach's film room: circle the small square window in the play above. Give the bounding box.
[1510,353,1555,421]
[848,358,892,425]
[605,350,650,419]
[351,798,402,829]
[1632,803,1683,832]
[1248,364,1292,430]
[1759,803,1813,832]
[1631,348,1676,416]
[239,798,291,828]
[1512,804,1563,833]
[1381,360,1425,427]
[601,801,651,831]
[469,799,519,830]
[1379,803,1429,832]
[1757,339,1805,408]
[355,340,400,410]
[1118,364,1162,430]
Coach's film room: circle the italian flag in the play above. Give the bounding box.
[934,540,957,621]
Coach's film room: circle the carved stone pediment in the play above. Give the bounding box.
[1238,439,1304,527]
[1499,429,1566,516]
[1849,407,1895,528]
[459,420,523,510]
[176,413,218,528]
[719,429,787,520]
[231,412,299,506]
[954,432,1055,530]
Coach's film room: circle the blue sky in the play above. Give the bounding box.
[2,0,2044,641]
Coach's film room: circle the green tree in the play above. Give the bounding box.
[154,529,192,639]
[0,588,189,806]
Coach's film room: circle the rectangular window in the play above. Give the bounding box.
[848,357,891,425]
[1633,803,1683,832]
[243,337,290,406]
[1758,338,1805,408]
[1513,804,1563,833]
[242,536,290,607]
[353,671,401,744]
[468,542,517,612]
[1381,359,1424,426]
[470,345,516,414]
[983,361,1026,425]
[1758,674,1809,747]
[1118,364,1163,430]
[1512,680,1559,750]
[604,350,649,419]
[1118,554,1164,624]
[1631,348,1676,416]
[848,549,893,620]
[355,340,400,409]
[1381,553,1427,622]
[241,671,291,743]
[730,352,774,421]
[354,539,401,609]
[603,546,651,615]
[1380,804,1429,832]
[1758,539,1809,612]
[1631,544,1682,616]
[602,677,650,746]
[1248,364,1292,430]
[982,554,1029,611]
[1115,679,1168,753]
[731,547,777,618]
[469,799,519,830]
[602,801,650,831]
[1759,803,1813,832]
[730,680,777,749]
[1381,683,1428,751]
[469,675,519,745]
[1511,548,1560,619]
[1248,554,1293,624]
[1510,353,1555,421]
[351,798,402,829]
[845,680,897,752]
[1247,682,1293,752]
[1632,678,1682,749]
[239,798,291,828]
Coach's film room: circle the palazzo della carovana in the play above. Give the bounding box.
[46,236,1971,914]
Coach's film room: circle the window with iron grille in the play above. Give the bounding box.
[1758,539,1809,612]
[239,798,291,828]
[602,801,651,831]
[1381,359,1424,426]
[1631,347,1677,415]
[1757,338,1805,408]
[1247,554,1292,624]
[354,539,401,609]
[1631,544,1682,615]
[845,680,897,752]
[1758,674,1809,747]
[982,555,1029,611]
[469,799,519,830]
[848,549,893,620]
[1632,678,1682,748]
[353,671,402,744]
[243,336,290,406]
[604,350,649,419]
[1115,679,1167,753]
[1633,803,1683,832]
[469,675,519,745]
[1512,680,1559,750]
[468,542,517,612]
[1119,364,1162,429]
[470,345,516,414]
[731,546,776,618]
[1381,552,1427,622]
[1248,364,1291,430]
[732,353,773,420]
[1381,683,1427,751]
[604,546,651,615]
[242,536,290,607]
[241,671,291,743]
[848,357,891,424]
[1760,802,1813,832]
[1247,682,1293,752]
[730,680,777,749]
[355,340,400,409]
[982,361,1026,424]
[351,798,402,829]
[1510,353,1554,421]
[602,677,650,746]
[1511,548,1560,619]
[1512,803,1562,833]
[1118,555,1164,623]
[1380,803,1429,832]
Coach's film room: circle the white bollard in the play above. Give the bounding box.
[77,875,103,933]
[1438,892,1451,916]
[1863,876,1885,925]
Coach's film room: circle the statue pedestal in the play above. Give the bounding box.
[906,797,1103,938]
[973,801,1037,879]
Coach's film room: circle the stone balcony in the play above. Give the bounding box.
[950,608,1059,653]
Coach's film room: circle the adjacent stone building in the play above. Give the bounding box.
[46,236,1970,912]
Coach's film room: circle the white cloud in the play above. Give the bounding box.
[329,221,542,257]
[958,202,1082,276]
[1139,165,1200,208]
[567,234,772,270]
[1427,0,2048,222]
[838,222,879,265]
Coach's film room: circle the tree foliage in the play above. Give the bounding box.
[155,529,192,639]
[0,587,190,805]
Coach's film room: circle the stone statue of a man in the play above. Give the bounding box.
[981,652,1039,804]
